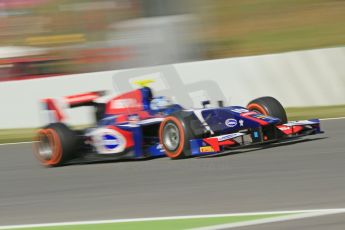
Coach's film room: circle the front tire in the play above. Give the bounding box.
[159,112,203,159]
[247,96,288,124]
[34,123,78,167]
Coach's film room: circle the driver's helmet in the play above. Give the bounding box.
[150,96,171,111]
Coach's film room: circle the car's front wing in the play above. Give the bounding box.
[189,119,323,156]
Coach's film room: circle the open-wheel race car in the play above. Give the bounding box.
[33,80,323,166]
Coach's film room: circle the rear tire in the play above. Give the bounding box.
[247,96,288,124]
[34,123,78,167]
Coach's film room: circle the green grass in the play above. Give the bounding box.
[0,105,344,144]
[0,125,90,144]
[7,214,288,230]
[201,0,345,58]
[0,128,35,144]
[286,105,345,121]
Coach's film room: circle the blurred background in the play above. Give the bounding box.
[0,0,344,80]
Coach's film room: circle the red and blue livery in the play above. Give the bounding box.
[34,81,323,166]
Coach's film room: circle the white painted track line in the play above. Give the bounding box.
[0,141,34,146]
[320,117,345,121]
[1,209,345,229]
[192,209,345,230]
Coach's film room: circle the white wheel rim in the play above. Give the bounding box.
[163,123,180,151]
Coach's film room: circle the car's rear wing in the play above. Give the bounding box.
[42,92,104,122]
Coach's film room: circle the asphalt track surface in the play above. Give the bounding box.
[0,119,344,228]
[236,213,345,230]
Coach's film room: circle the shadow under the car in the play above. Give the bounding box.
[64,155,165,167]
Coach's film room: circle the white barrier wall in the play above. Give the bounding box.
[0,47,344,129]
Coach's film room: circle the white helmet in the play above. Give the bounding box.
[150,96,171,110]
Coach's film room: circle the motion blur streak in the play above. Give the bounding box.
[0,0,344,81]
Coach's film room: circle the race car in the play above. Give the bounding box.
[33,80,323,166]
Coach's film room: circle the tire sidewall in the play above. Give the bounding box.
[160,116,187,159]
[34,123,77,166]
[159,112,198,159]
[247,96,288,124]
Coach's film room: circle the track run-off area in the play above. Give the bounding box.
[0,118,344,229]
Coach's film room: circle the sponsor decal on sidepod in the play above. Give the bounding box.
[91,128,126,154]
[225,118,237,128]
[110,98,139,109]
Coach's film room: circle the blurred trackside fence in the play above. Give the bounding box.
[0,47,344,129]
